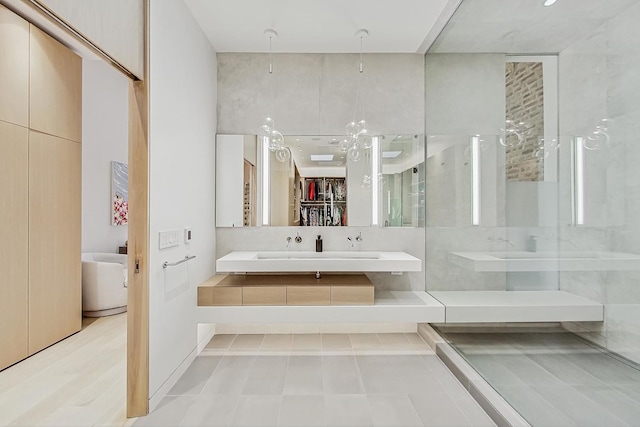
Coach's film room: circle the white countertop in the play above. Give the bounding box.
[429,291,604,323]
[448,251,640,272]
[216,251,422,272]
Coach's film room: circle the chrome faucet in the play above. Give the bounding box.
[488,236,514,247]
[557,237,578,248]
[295,232,302,243]
[347,232,363,248]
[286,236,292,248]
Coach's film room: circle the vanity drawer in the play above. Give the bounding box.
[287,286,330,306]
[331,286,374,305]
[198,286,242,306]
[243,286,286,305]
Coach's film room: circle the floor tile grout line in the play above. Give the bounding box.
[519,347,608,389]
[524,382,632,427]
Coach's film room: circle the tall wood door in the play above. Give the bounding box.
[28,131,82,354]
[29,24,82,143]
[0,121,29,370]
[0,5,29,127]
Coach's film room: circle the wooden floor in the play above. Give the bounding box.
[0,314,130,427]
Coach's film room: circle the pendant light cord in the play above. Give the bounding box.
[269,35,273,74]
[353,34,365,122]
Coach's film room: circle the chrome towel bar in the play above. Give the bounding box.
[163,255,196,269]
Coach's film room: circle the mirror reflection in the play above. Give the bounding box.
[380,135,425,227]
[270,135,368,227]
[216,134,425,228]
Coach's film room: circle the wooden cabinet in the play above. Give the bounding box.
[29,132,82,354]
[197,274,374,307]
[243,287,287,306]
[0,122,29,370]
[0,6,82,368]
[29,24,82,143]
[0,5,29,127]
[287,286,331,305]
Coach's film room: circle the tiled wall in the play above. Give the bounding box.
[217,53,425,136]
[215,53,427,292]
[558,2,640,364]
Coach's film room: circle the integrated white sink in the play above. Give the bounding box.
[488,251,605,260]
[217,251,421,272]
[448,251,640,272]
[256,251,379,260]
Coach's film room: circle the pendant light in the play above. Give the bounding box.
[342,29,373,163]
[259,29,290,162]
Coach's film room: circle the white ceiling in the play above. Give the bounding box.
[284,134,424,176]
[430,0,639,54]
[183,0,455,53]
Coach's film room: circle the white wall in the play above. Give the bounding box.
[149,0,217,401]
[81,60,129,253]
[558,1,640,364]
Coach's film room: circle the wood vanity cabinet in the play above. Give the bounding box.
[197,274,374,307]
[0,4,82,370]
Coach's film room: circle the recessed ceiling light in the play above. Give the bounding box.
[543,0,557,6]
[382,151,402,158]
[311,154,334,161]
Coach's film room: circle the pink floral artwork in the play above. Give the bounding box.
[111,161,128,225]
[113,193,128,225]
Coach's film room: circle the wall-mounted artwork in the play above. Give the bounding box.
[111,161,129,225]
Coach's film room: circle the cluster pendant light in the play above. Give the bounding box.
[259,29,290,163]
[341,29,373,163]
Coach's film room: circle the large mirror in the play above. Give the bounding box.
[271,136,355,227]
[215,133,425,227]
[380,134,425,227]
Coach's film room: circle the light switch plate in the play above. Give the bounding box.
[159,229,181,249]
[184,227,192,243]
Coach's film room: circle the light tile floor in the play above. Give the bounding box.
[133,333,496,427]
[444,332,640,427]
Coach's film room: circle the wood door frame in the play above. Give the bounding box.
[126,0,150,417]
[127,76,149,417]
[4,0,151,418]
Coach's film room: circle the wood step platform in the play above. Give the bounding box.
[198,274,374,306]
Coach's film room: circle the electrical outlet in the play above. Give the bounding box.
[159,229,181,249]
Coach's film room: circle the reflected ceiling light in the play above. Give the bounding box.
[572,137,585,225]
[371,136,380,225]
[543,0,557,6]
[471,136,481,226]
[382,151,402,158]
[341,29,373,162]
[311,154,334,161]
[258,29,289,163]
